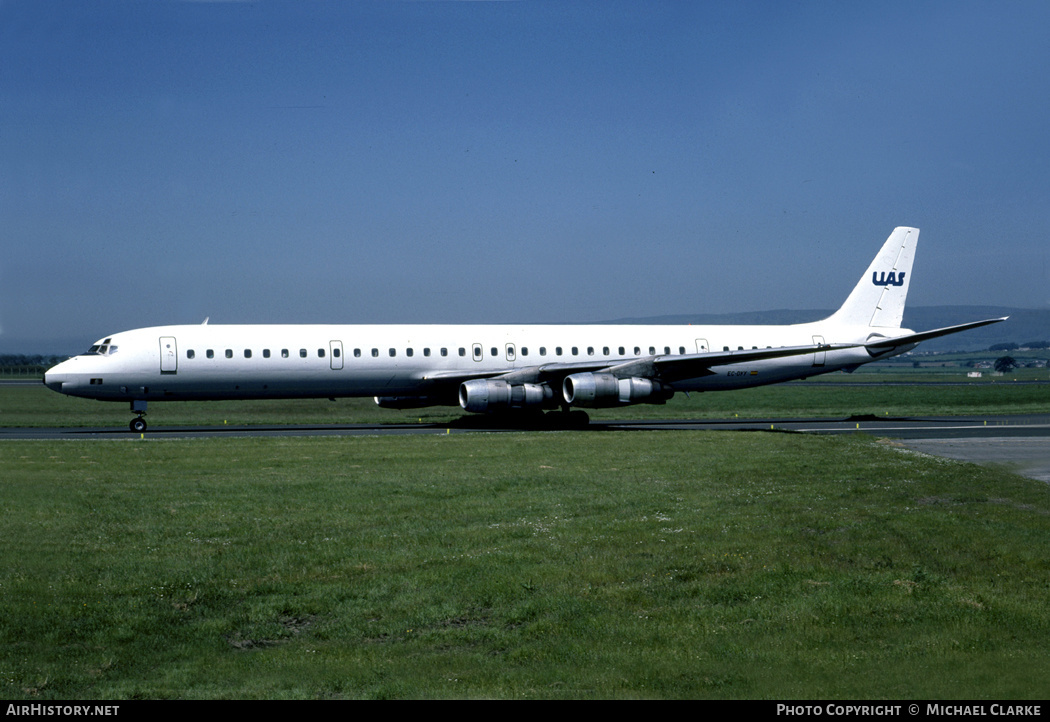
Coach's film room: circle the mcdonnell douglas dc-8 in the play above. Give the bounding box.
[44,227,1005,432]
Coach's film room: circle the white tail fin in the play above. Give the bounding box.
[828,226,918,328]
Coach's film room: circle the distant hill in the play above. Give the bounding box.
[597,306,1050,353]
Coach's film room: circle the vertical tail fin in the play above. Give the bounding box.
[828,226,918,328]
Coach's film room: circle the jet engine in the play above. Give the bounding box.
[561,372,671,407]
[458,379,553,413]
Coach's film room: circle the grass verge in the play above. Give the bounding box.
[2,431,1048,698]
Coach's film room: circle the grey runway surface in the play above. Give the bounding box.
[887,438,1050,483]
[4,413,1050,482]
[603,415,1050,483]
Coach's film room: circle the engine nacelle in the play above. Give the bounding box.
[562,373,670,407]
[458,379,553,413]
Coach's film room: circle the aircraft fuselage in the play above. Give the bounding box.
[43,320,898,404]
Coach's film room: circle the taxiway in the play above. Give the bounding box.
[3,413,1049,482]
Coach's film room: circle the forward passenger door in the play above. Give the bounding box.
[160,337,177,374]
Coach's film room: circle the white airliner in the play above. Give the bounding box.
[44,227,1005,432]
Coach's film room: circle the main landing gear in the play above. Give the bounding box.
[130,400,148,433]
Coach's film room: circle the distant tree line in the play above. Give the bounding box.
[0,354,68,375]
[990,341,1050,351]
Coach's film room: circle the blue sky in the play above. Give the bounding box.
[2,0,1048,352]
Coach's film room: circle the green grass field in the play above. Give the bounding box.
[2,378,1049,699]
[3,432,1050,699]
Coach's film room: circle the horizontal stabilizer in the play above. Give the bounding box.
[865,317,1008,353]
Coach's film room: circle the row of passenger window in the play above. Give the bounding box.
[186,348,329,360]
[184,344,701,361]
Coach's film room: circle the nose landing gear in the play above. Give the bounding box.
[130,400,148,433]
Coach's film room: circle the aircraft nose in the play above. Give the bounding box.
[43,359,74,393]
[43,370,66,392]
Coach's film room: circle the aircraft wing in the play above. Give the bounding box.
[420,317,1006,392]
[619,343,856,383]
[864,317,1008,354]
[422,342,854,388]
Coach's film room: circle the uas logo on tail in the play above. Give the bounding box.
[872,271,906,287]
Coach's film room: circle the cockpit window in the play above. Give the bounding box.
[86,341,118,356]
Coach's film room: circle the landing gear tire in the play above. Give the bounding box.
[130,417,147,433]
[566,410,590,428]
[547,409,590,429]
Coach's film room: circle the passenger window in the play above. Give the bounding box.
[263,349,271,358]
[300,349,308,358]
[572,347,579,355]
[603,346,609,355]
[372,348,379,357]
[556,347,562,356]
[423,348,430,357]
[649,347,656,355]
[490,347,497,356]
[226,349,233,359]
[634,347,641,355]
[333,348,341,358]
[244,349,252,358]
[539,347,546,356]
[587,347,594,356]
[281,349,289,358]
[207,350,214,359]
[388,348,396,357]
[187,350,195,359]
[521,347,528,356]
[679,347,686,355]
[406,348,413,357]
[318,349,326,358]
[459,348,466,357]
[440,348,448,357]
[354,348,361,357]
[618,347,625,355]
[664,347,670,355]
